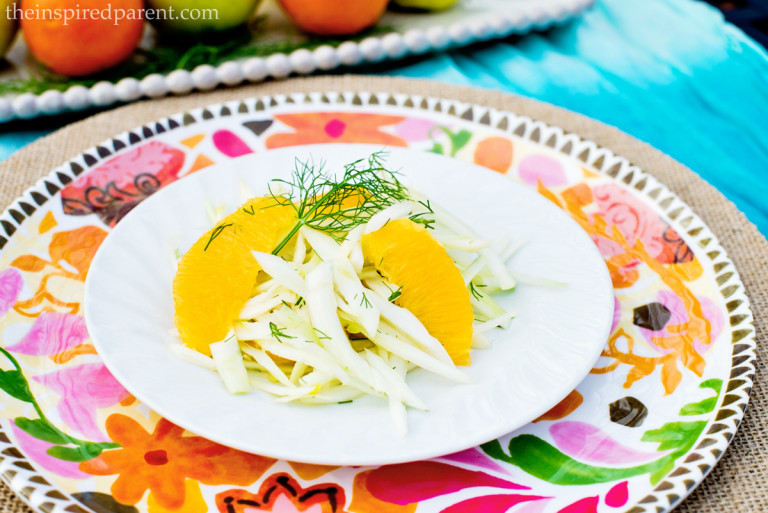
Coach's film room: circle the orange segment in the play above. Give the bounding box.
[173,197,296,355]
[362,219,474,365]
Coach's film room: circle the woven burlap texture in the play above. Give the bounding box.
[0,75,765,513]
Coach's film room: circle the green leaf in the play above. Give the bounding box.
[641,420,707,452]
[679,379,723,416]
[649,460,677,485]
[0,369,34,403]
[700,378,723,395]
[432,127,474,156]
[448,129,473,156]
[94,442,120,450]
[47,442,105,462]
[14,417,69,445]
[679,397,717,416]
[483,434,652,485]
[429,142,444,155]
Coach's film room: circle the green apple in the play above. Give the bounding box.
[145,0,262,33]
[390,0,459,11]
[0,0,19,57]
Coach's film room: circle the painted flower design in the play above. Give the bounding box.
[33,363,129,441]
[7,312,89,357]
[591,183,693,265]
[217,473,348,513]
[10,421,89,479]
[61,141,185,226]
[0,268,23,318]
[80,414,275,509]
[392,117,437,142]
[633,290,724,356]
[265,113,408,149]
[348,461,545,513]
[10,225,108,316]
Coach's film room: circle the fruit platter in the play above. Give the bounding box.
[0,0,594,121]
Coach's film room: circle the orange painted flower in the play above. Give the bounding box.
[80,414,275,509]
[265,112,408,149]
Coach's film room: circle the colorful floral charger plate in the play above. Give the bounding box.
[0,0,594,122]
[0,91,755,513]
[83,144,614,466]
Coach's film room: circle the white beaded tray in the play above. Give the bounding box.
[0,0,593,122]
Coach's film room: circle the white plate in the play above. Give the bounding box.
[84,144,613,465]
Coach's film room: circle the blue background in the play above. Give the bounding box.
[3,0,767,235]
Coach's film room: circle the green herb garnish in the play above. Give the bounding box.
[388,287,402,302]
[409,199,435,230]
[269,152,408,255]
[470,282,484,300]
[269,322,294,343]
[203,223,234,251]
[314,328,331,340]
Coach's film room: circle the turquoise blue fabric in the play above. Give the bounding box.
[384,0,768,235]
[0,130,51,161]
[2,0,767,234]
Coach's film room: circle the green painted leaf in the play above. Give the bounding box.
[641,420,707,452]
[700,378,723,395]
[448,129,473,156]
[14,417,69,445]
[482,377,721,487]
[429,142,444,155]
[93,442,120,450]
[484,434,652,485]
[0,369,34,403]
[47,443,104,462]
[679,397,717,416]
[679,379,723,416]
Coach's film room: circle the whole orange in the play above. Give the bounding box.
[20,0,144,76]
[278,0,387,36]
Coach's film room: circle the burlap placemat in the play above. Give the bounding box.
[0,75,765,512]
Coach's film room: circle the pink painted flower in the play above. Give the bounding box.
[637,290,723,355]
[393,117,437,141]
[61,141,185,226]
[440,447,510,474]
[364,461,527,505]
[212,130,253,158]
[550,422,661,464]
[33,363,129,441]
[10,421,88,479]
[558,495,599,513]
[0,268,23,318]
[518,154,567,187]
[611,296,621,333]
[7,313,88,356]
[592,184,693,265]
[443,494,548,513]
[605,481,629,508]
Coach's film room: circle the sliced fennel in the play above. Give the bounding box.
[176,171,543,433]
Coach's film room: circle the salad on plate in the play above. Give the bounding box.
[170,152,527,433]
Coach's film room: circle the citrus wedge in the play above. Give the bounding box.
[362,218,474,365]
[173,197,296,355]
